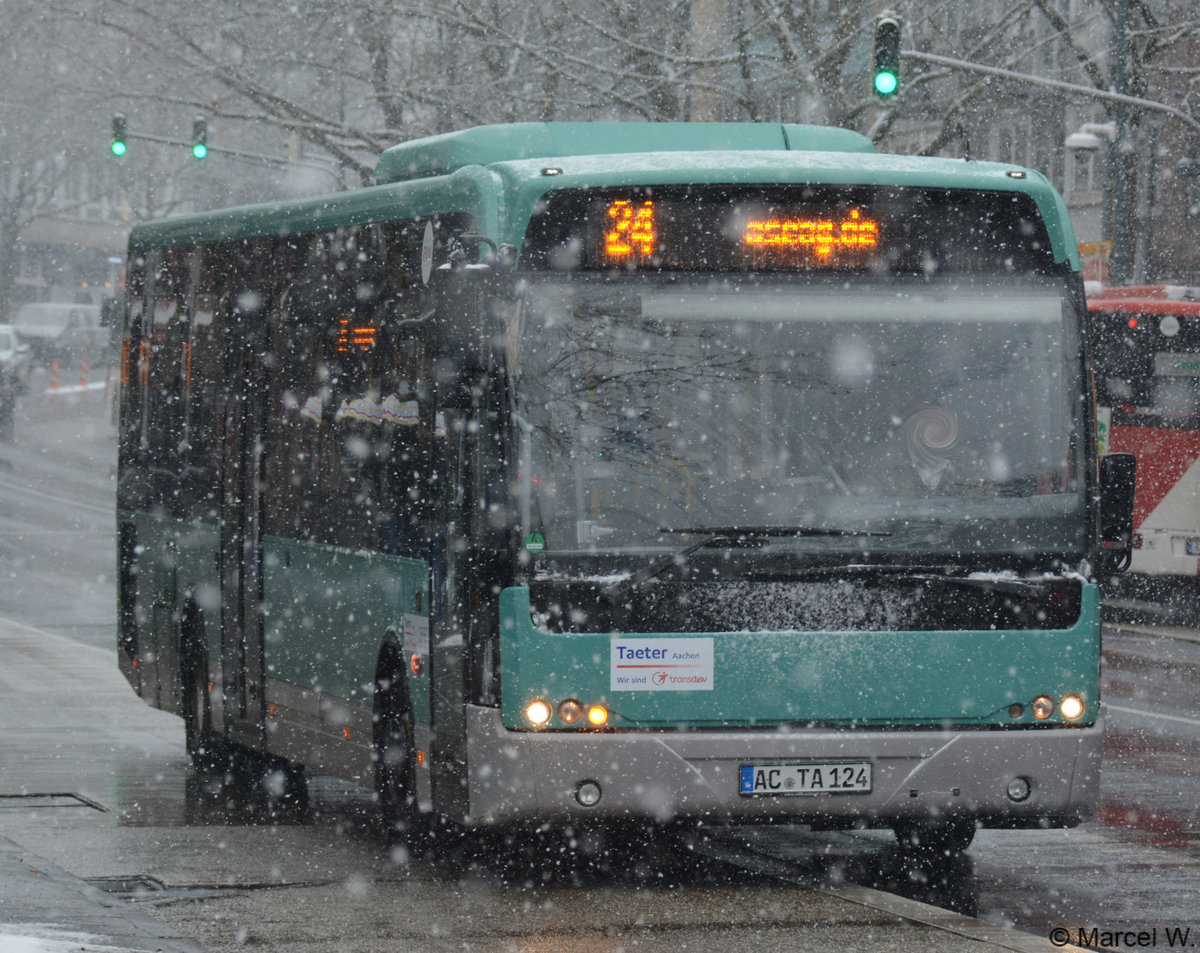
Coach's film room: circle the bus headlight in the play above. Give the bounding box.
[1032,695,1055,720]
[525,699,552,726]
[557,699,584,724]
[587,705,609,727]
[1060,695,1085,720]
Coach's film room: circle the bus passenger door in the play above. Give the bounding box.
[218,294,270,753]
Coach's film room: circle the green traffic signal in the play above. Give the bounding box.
[873,14,902,99]
[192,116,207,160]
[111,113,127,157]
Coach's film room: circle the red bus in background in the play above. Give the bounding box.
[1089,286,1200,581]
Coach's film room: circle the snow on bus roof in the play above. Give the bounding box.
[372,121,875,184]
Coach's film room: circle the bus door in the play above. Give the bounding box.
[218,293,270,752]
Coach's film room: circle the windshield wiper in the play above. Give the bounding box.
[604,525,891,602]
[659,525,892,538]
[773,564,1057,596]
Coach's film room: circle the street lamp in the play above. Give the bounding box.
[1065,122,1125,283]
[1177,143,1200,221]
[1065,132,1103,150]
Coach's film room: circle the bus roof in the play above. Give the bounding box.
[372,122,874,183]
[127,122,1078,269]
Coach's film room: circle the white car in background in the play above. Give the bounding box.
[0,323,32,392]
[11,302,103,364]
[0,323,30,440]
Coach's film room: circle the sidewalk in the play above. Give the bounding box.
[0,835,208,953]
[0,613,207,953]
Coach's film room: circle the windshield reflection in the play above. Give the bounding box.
[510,276,1085,561]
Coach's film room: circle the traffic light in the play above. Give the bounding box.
[111,114,127,157]
[873,13,902,99]
[191,116,208,160]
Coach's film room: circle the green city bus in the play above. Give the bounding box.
[116,121,1134,854]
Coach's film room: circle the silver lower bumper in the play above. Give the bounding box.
[463,704,1102,827]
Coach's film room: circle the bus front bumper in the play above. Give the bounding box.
[462,704,1102,828]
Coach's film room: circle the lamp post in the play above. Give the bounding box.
[1111,0,1131,286]
[1177,143,1200,215]
[1065,122,1119,281]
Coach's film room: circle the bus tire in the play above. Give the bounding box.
[893,817,976,856]
[258,756,309,821]
[374,658,417,839]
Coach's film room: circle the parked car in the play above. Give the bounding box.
[0,324,28,441]
[0,324,31,389]
[11,302,103,365]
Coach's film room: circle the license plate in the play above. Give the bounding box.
[739,761,872,796]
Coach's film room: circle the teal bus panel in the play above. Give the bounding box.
[126,511,221,659]
[261,537,431,724]
[499,585,1100,730]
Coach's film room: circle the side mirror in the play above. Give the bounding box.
[1098,452,1136,573]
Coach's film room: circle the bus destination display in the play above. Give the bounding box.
[523,185,1061,277]
[601,197,881,270]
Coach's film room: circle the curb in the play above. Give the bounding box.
[0,834,209,953]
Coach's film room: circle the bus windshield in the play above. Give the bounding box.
[510,275,1086,564]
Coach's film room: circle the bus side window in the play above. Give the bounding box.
[263,233,327,544]
[181,245,232,523]
[260,222,438,557]
[136,251,192,513]
[375,222,439,559]
[116,256,148,514]
[262,228,371,549]
[375,324,429,558]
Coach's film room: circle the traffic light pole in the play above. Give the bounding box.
[905,48,1199,287]
[116,130,292,168]
[111,125,338,181]
[904,50,1200,135]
